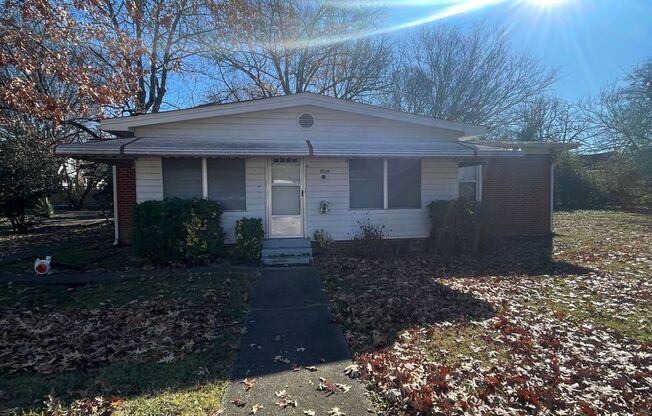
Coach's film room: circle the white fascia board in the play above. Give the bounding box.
[100,93,487,136]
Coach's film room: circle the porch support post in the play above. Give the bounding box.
[383,159,388,209]
[202,157,208,199]
[112,165,119,245]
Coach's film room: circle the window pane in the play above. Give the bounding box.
[207,158,246,211]
[272,186,300,215]
[162,158,202,199]
[349,159,384,209]
[272,159,300,185]
[458,164,478,181]
[459,182,477,201]
[388,159,421,209]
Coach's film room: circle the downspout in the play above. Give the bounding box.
[112,165,119,245]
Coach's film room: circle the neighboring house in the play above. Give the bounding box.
[55,93,575,245]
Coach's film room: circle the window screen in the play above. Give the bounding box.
[458,163,479,201]
[388,159,421,209]
[162,158,202,199]
[207,158,246,210]
[349,159,384,209]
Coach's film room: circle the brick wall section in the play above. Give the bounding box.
[482,154,552,236]
[115,164,136,244]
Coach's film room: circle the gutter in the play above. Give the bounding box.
[119,137,141,155]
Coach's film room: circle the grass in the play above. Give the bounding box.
[0,240,147,277]
[0,271,256,415]
[318,209,652,414]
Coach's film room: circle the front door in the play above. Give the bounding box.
[268,158,304,237]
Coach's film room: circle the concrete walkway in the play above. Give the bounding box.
[222,267,374,415]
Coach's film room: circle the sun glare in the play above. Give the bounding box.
[527,0,568,8]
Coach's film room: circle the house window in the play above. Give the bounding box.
[349,159,422,209]
[349,159,384,209]
[458,163,480,201]
[388,159,421,209]
[162,158,202,199]
[207,158,246,211]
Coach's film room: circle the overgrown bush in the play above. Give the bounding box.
[234,218,264,263]
[428,199,497,254]
[313,229,333,250]
[0,135,60,233]
[132,198,225,263]
[554,151,607,209]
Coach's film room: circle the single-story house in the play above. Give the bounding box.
[55,93,575,246]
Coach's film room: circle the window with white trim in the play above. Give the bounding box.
[458,163,480,201]
[207,158,246,211]
[162,158,202,199]
[349,159,421,209]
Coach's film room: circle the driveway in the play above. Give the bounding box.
[221,267,374,415]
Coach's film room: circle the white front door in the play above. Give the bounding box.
[268,158,304,237]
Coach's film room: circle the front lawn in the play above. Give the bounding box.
[0,271,255,415]
[318,210,652,415]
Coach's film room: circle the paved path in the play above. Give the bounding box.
[222,267,374,415]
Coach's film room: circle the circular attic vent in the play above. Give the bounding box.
[298,112,315,129]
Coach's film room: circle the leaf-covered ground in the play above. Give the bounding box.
[0,271,255,415]
[0,211,112,262]
[319,210,652,415]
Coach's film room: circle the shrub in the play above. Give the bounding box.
[313,229,333,250]
[32,198,55,218]
[428,199,497,254]
[351,218,388,257]
[235,218,264,263]
[352,218,387,241]
[554,151,606,209]
[132,198,225,263]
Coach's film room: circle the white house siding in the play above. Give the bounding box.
[305,158,458,240]
[133,157,266,242]
[132,106,460,142]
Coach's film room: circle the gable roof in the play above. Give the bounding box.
[101,93,487,137]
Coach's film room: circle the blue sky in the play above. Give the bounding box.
[167,0,651,108]
[384,0,652,100]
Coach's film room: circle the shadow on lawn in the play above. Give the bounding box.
[318,235,593,354]
[435,235,593,278]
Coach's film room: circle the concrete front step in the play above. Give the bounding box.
[261,238,313,267]
[261,254,313,266]
[261,247,312,257]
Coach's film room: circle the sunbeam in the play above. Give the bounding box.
[276,0,511,49]
[270,0,574,50]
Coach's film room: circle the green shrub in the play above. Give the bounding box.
[32,198,54,218]
[234,218,264,263]
[313,229,333,250]
[132,198,225,263]
[428,199,497,254]
[554,151,606,209]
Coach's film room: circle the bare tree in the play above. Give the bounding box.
[498,96,590,143]
[583,59,652,154]
[201,0,392,102]
[88,0,214,114]
[386,24,558,131]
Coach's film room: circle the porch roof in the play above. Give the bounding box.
[54,137,523,159]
